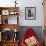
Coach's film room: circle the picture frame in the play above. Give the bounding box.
[25,7,36,20]
[2,10,9,15]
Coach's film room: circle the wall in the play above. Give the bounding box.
[18,0,44,26]
[0,0,44,26]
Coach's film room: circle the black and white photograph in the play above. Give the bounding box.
[25,7,36,20]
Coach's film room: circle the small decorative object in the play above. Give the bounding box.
[25,7,36,20]
[10,10,15,15]
[15,0,17,7]
[2,10,9,15]
[9,10,18,15]
[5,18,8,24]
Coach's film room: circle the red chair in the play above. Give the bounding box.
[21,28,41,46]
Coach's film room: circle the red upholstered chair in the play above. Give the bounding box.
[21,28,41,46]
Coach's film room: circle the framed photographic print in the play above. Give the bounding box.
[25,7,36,20]
[2,10,9,15]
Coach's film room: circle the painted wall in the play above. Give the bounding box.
[0,0,44,26]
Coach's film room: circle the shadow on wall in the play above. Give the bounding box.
[18,26,44,44]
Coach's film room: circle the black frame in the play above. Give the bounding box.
[25,7,36,20]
